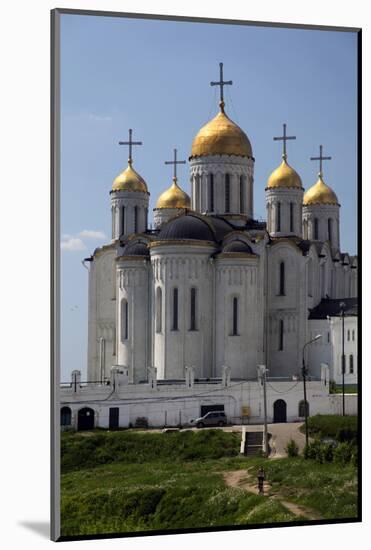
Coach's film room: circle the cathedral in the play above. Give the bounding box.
[61,64,358,430]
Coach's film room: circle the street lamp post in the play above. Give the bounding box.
[339,302,346,416]
[302,334,322,447]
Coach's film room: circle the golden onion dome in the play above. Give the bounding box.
[303,174,339,206]
[190,102,252,159]
[156,177,191,209]
[112,161,148,193]
[266,156,303,189]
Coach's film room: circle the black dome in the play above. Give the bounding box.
[207,216,235,241]
[158,213,216,242]
[223,240,252,254]
[122,242,149,256]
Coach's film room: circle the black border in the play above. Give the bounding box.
[51,8,362,543]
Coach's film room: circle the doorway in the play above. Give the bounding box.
[273,399,287,423]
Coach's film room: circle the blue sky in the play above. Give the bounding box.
[60,14,358,379]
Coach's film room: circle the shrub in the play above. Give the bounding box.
[304,441,334,463]
[285,439,299,457]
[333,442,353,465]
[135,417,149,428]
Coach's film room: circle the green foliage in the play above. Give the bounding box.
[333,442,354,465]
[60,431,358,537]
[61,429,241,473]
[285,439,299,457]
[301,415,358,442]
[304,441,334,463]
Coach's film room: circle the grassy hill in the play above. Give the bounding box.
[60,429,358,537]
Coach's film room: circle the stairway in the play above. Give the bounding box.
[244,431,264,456]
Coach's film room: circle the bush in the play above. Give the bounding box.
[304,441,334,463]
[302,415,358,442]
[333,442,353,465]
[285,439,299,457]
[135,417,149,428]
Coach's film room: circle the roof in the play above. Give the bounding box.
[308,298,358,320]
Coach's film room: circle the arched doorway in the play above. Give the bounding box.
[60,406,72,427]
[273,399,287,423]
[77,407,95,431]
[298,400,309,418]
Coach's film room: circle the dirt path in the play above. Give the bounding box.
[223,470,322,521]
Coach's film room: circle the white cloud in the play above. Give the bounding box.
[61,237,87,252]
[79,230,106,240]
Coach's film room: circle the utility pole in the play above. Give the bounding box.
[258,365,269,457]
[340,302,346,416]
[302,335,322,447]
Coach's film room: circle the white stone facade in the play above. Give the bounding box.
[189,155,254,219]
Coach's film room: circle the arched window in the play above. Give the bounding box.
[298,400,309,418]
[278,319,284,350]
[328,218,333,244]
[172,288,179,331]
[225,174,230,213]
[156,287,162,333]
[134,206,138,233]
[61,406,72,426]
[314,218,319,240]
[232,297,239,336]
[240,176,245,213]
[111,207,115,239]
[349,354,354,374]
[279,262,285,296]
[289,202,294,232]
[121,298,129,341]
[121,206,126,236]
[276,202,281,232]
[190,287,197,330]
[209,174,214,212]
[145,207,148,229]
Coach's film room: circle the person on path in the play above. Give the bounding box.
[257,467,265,495]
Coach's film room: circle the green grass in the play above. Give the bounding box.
[61,430,358,537]
[330,385,358,394]
[299,414,358,441]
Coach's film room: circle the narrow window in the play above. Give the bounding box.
[327,331,330,343]
[172,288,179,331]
[279,262,285,296]
[121,299,128,341]
[347,329,350,341]
[134,206,138,233]
[225,174,230,213]
[276,202,281,232]
[328,218,333,244]
[278,320,284,350]
[209,174,214,212]
[112,207,115,239]
[232,297,239,336]
[61,406,72,426]
[190,288,197,330]
[352,329,355,341]
[145,207,148,229]
[289,202,294,232]
[156,287,162,333]
[349,354,354,374]
[307,259,313,297]
[121,206,125,236]
[240,176,245,213]
[314,218,319,240]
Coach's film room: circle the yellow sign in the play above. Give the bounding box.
[241,406,251,417]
